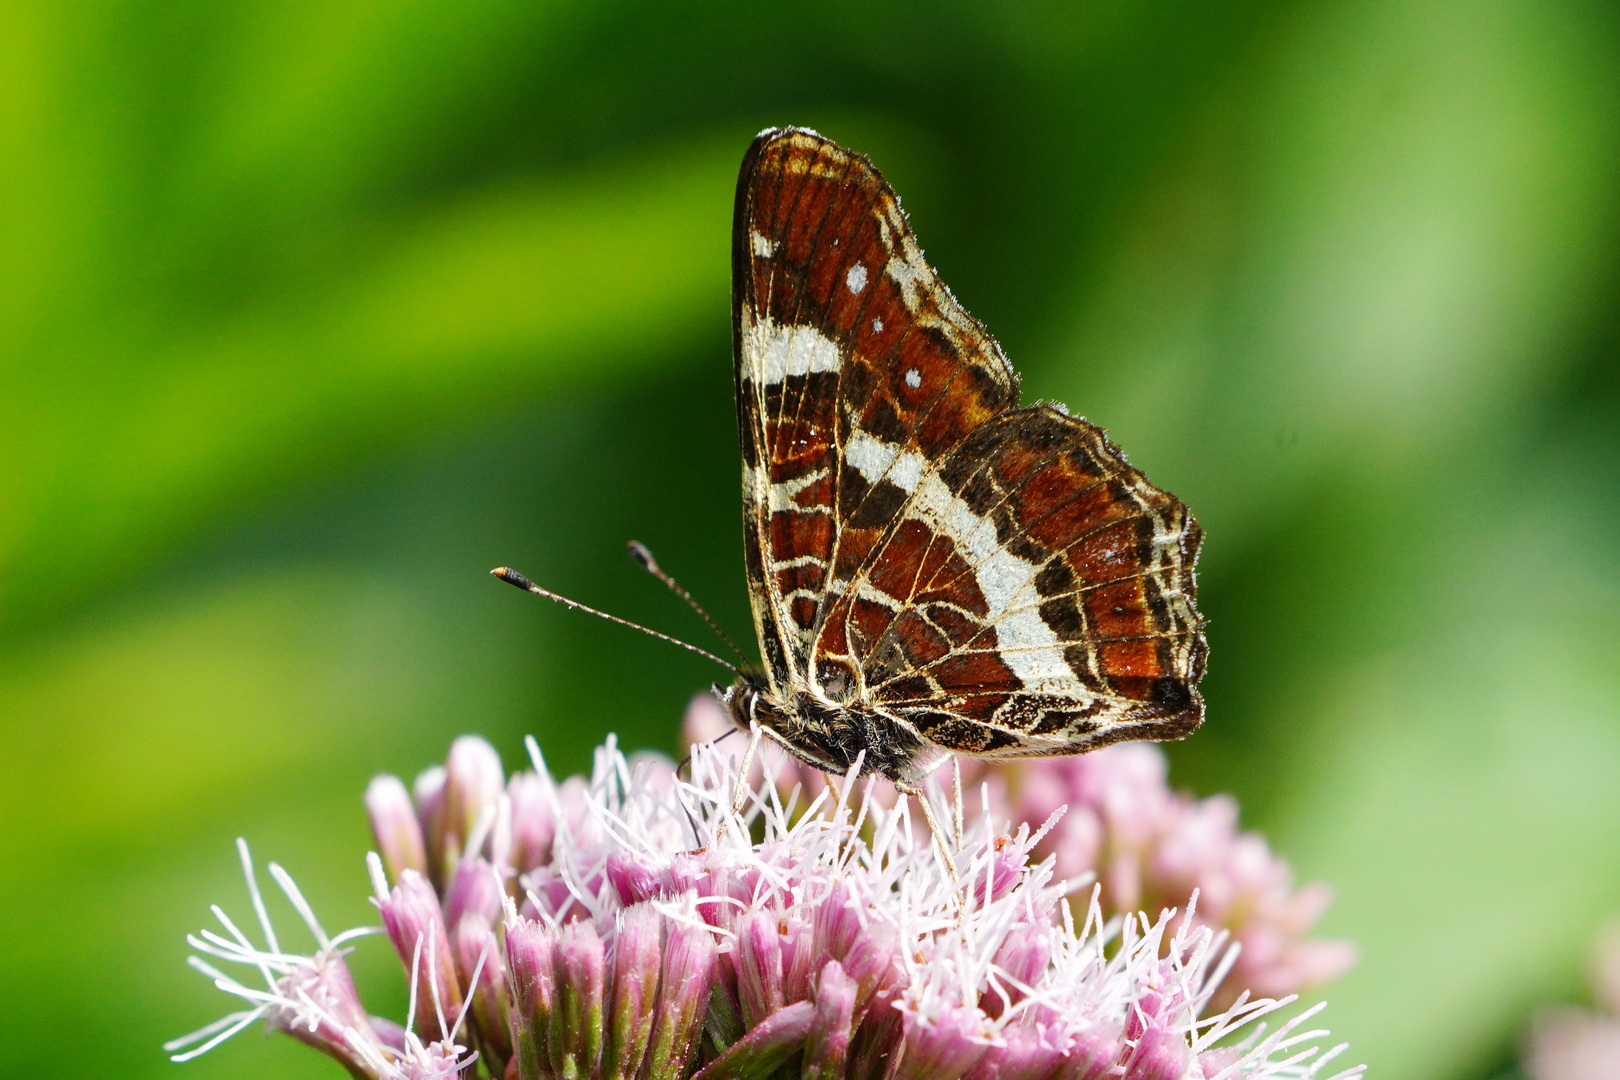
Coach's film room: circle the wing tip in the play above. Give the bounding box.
[749,124,826,147]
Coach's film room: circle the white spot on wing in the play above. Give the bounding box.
[845,430,896,482]
[904,368,921,389]
[846,430,926,493]
[751,231,774,258]
[889,448,924,492]
[768,467,829,510]
[750,318,842,384]
[846,263,868,295]
[873,317,884,333]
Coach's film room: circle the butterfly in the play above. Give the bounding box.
[496,127,1207,818]
[715,128,1207,796]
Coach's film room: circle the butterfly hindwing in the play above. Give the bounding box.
[850,407,1206,756]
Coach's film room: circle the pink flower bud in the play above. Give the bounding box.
[642,912,717,1080]
[802,961,856,1080]
[606,850,662,906]
[368,1014,407,1053]
[366,773,428,882]
[984,921,1051,1019]
[778,915,817,1006]
[442,855,504,931]
[413,765,446,857]
[893,1003,994,1080]
[1066,1026,1124,1080]
[736,911,787,1029]
[429,735,505,884]
[507,771,556,874]
[682,692,733,744]
[268,953,390,1073]
[550,918,606,1080]
[963,1023,1066,1080]
[970,834,1029,906]
[812,879,863,959]
[377,868,463,1043]
[454,915,512,1067]
[837,919,901,1012]
[606,903,664,1080]
[1124,1025,1192,1080]
[503,913,555,1080]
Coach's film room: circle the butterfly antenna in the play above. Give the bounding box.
[492,566,739,674]
[626,541,750,665]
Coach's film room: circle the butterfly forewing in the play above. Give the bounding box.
[732,132,1018,679]
[733,127,1206,769]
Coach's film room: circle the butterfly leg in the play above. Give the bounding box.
[895,781,959,883]
[729,722,765,819]
[951,756,965,857]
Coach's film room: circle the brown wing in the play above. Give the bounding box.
[842,407,1207,756]
[732,127,1018,692]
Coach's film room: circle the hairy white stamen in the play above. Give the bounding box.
[269,862,328,950]
[237,838,278,956]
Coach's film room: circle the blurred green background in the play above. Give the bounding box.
[2,1,1618,1078]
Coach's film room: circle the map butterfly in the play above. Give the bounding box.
[497,128,1207,805]
[717,128,1207,790]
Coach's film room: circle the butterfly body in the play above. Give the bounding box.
[727,128,1208,786]
[720,672,932,783]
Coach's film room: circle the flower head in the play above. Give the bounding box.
[685,693,1357,1009]
[173,730,1362,1080]
[164,839,479,1080]
[1524,922,1620,1080]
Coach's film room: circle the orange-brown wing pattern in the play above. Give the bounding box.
[733,128,1017,690]
[844,407,1206,755]
[733,127,1205,759]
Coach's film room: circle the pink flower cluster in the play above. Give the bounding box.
[170,732,1361,1080]
[1523,923,1620,1080]
[684,696,1355,1011]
